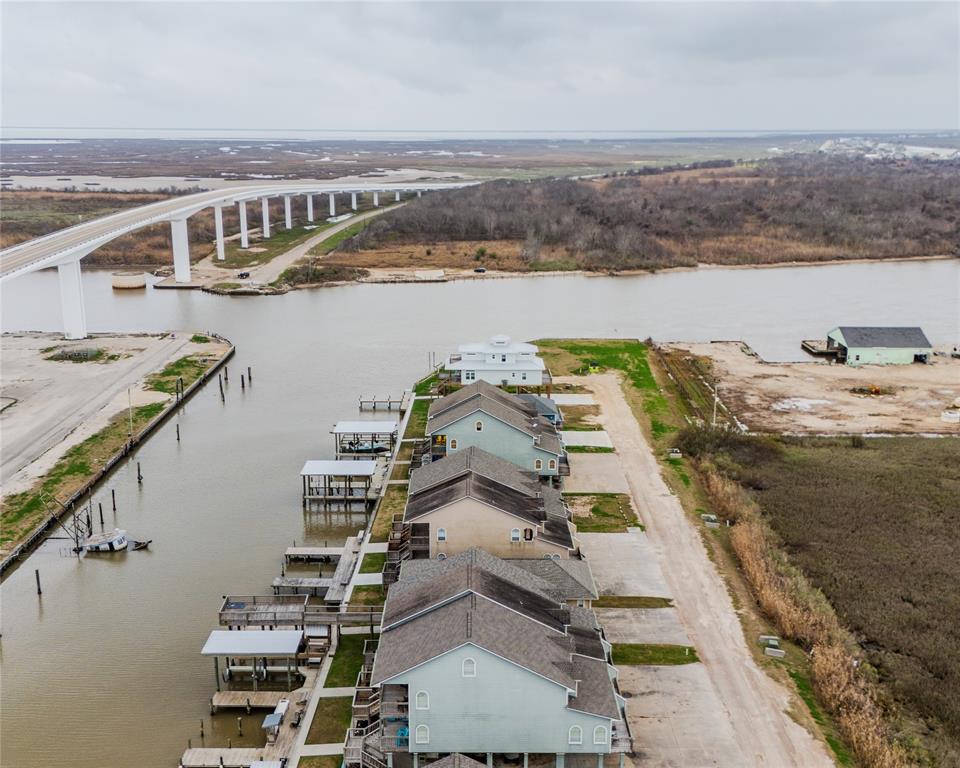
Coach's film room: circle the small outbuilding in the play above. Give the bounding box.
[825,326,932,366]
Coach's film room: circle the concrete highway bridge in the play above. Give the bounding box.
[0,181,472,338]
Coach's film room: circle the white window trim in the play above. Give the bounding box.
[593,725,607,745]
[510,528,521,542]
[449,438,458,450]
[475,420,483,432]
[415,690,430,710]
[415,724,430,744]
[568,726,583,745]
[462,657,477,677]
[548,459,557,470]
[437,527,447,542]
[534,459,543,471]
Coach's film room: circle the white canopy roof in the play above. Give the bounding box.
[458,335,539,354]
[333,420,398,434]
[201,629,303,656]
[300,459,378,476]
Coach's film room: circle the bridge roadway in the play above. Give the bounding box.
[0,180,471,338]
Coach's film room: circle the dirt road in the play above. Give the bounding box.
[569,373,833,768]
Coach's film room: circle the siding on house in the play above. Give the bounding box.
[387,644,611,754]
[424,498,572,559]
[439,414,560,475]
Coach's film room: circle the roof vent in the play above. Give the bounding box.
[490,334,510,346]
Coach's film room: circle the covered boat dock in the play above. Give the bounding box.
[201,629,304,692]
[333,420,398,457]
[299,459,382,505]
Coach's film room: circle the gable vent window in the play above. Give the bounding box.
[548,459,557,470]
[415,691,430,710]
[511,528,521,542]
[568,726,583,745]
[535,459,543,471]
[437,528,447,542]
[475,420,483,432]
[415,725,430,744]
[462,657,477,677]
[523,528,534,541]
[593,725,607,744]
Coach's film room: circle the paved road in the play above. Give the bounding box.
[0,182,467,281]
[566,373,834,768]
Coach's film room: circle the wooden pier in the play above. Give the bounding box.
[284,545,345,563]
[358,394,404,411]
[211,690,292,712]
[272,576,332,596]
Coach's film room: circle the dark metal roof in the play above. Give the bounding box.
[834,326,932,349]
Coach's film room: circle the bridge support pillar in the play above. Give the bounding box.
[57,257,87,340]
[306,194,314,222]
[351,192,358,211]
[261,197,271,239]
[417,190,422,198]
[373,191,379,207]
[214,205,226,261]
[171,217,191,283]
[329,193,336,217]
[284,195,293,230]
[395,190,401,202]
[238,200,249,248]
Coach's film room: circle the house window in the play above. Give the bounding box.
[462,657,476,677]
[465,370,475,382]
[593,725,607,745]
[568,726,583,745]
[535,459,543,471]
[415,691,429,710]
[522,372,527,381]
[450,439,458,450]
[415,725,430,744]
[548,459,557,470]
[511,528,521,542]
[475,420,483,432]
[523,528,534,541]
[437,528,447,542]
[501,354,507,362]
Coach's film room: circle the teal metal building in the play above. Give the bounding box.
[826,326,932,366]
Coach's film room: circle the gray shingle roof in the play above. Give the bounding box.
[404,473,546,527]
[371,549,620,719]
[835,326,932,349]
[517,393,561,418]
[408,446,540,497]
[427,384,564,458]
[505,559,599,600]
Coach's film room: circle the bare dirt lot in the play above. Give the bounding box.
[670,342,960,434]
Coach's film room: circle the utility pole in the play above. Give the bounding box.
[127,386,134,438]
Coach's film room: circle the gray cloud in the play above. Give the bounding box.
[1,1,956,133]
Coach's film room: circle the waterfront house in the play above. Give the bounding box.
[825,326,933,366]
[443,335,548,387]
[404,447,578,560]
[350,548,631,768]
[426,382,567,477]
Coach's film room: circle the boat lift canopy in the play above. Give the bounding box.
[201,629,303,657]
[300,460,377,477]
[332,421,398,435]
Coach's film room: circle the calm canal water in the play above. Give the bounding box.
[1,260,957,768]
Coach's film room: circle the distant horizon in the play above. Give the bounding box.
[2,127,959,143]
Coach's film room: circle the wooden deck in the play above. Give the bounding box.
[272,576,333,596]
[180,747,269,767]
[211,690,290,711]
[285,545,346,562]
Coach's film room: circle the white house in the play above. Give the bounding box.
[444,335,547,386]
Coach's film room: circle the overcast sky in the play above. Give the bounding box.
[1,1,957,135]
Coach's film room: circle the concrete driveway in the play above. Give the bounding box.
[565,453,629,493]
[579,530,672,598]
[596,607,690,646]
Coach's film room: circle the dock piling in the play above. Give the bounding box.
[247,365,252,382]
[35,569,41,595]
[176,423,180,442]
[112,488,116,511]
[98,503,104,527]
[219,375,224,402]
[137,461,143,485]
[200,718,204,738]
[224,366,228,383]
[237,716,243,736]
[241,374,245,390]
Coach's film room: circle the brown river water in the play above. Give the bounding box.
[1,260,957,767]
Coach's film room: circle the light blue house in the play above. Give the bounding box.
[353,549,631,768]
[426,381,567,478]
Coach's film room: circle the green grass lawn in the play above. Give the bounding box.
[403,399,430,440]
[565,493,638,533]
[612,643,699,665]
[594,595,674,608]
[370,485,407,543]
[324,633,375,688]
[559,404,603,430]
[305,696,353,744]
[220,221,335,268]
[359,552,386,574]
[308,216,378,256]
[566,445,615,453]
[146,355,209,394]
[298,756,343,768]
[349,585,386,608]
